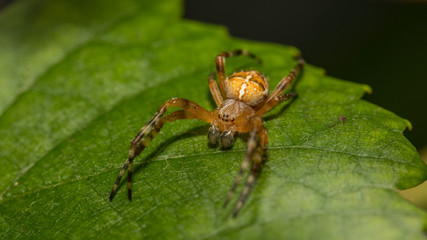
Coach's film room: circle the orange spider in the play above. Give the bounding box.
[109,50,305,217]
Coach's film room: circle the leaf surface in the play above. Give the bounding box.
[0,0,426,239]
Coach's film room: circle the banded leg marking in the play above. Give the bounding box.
[109,158,131,201]
[255,58,304,115]
[233,138,265,217]
[109,98,213,201]
[223,117,267,217]
[255,92,297,117]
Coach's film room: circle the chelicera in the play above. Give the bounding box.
[109,50,304,217]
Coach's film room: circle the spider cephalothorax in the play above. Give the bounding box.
[109,49,304,217]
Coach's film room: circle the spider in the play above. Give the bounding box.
[109,50,305,217]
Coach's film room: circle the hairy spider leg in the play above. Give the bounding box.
[216,49,261,98]
[233,117,268,217]
[208,72,223,107]
[223,117,268,217]
[255,58,305,116]
[109,98,213,201]
[255,92,298,117]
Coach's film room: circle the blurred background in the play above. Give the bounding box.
[185,0,427,151]
[185,0,427,209]
[1,0,426,208]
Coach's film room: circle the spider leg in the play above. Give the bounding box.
[223,117,268,217]
[255,58,304,116]
[208,72,223,107]
[109,98,213,201]
[255,92,298,117]
[233,137,265,217]
[222,135,251,207]
[216,49,261,97]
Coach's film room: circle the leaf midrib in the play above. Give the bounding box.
[0,143,409,204]
[0,68,415,203]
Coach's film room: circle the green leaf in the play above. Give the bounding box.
[0,0,426,239]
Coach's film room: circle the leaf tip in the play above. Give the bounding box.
[404,119,413,131]
[363,84,373,94]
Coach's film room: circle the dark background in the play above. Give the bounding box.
[185,0,427,151]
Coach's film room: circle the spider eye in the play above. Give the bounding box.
[225,71,269,106]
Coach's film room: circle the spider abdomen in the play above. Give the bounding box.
[224,71,269,107]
